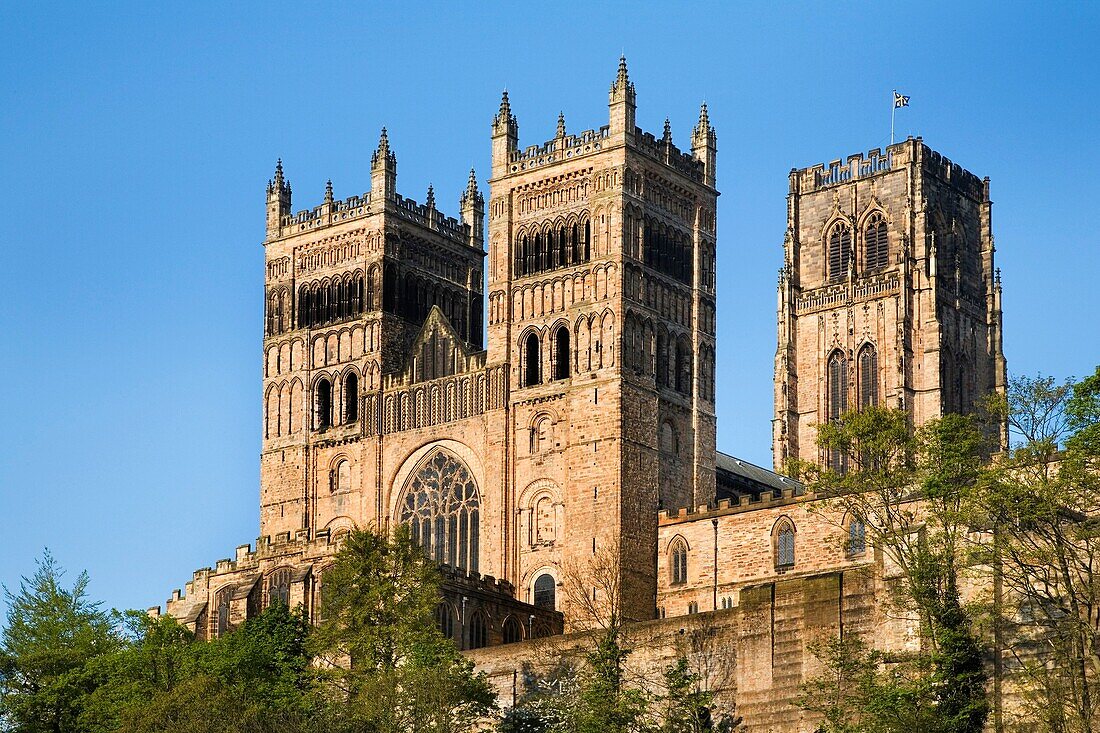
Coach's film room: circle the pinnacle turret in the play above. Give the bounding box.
[324,179,334,205]
[691,101,717,188]
[460,168,483,209]
[371,127,396,169]
[556,112,566,138]
[608,55,636,137]
[662,118,672,143]
[426,183,435,209]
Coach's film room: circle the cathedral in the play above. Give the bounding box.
[159,58,1006,722]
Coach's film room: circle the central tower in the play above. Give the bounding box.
[487,59,718,622]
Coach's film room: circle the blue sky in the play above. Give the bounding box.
[0,1,1096,617]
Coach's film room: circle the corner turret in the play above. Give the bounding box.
[608,55,636,142]
[371,127,397,202]
[265,159,291,239]
[460,168,484,252]
[691,102,717,188]
[491,91,519,177]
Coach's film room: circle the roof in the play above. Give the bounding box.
[714,451,803,501]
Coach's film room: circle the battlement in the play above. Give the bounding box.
[439,564,516,598]
[277,187,470,244]
[632,126,705,182]
[921,145,985,199]
[506,126,611,174]
[659,484,808,526]
[792,137,985,199]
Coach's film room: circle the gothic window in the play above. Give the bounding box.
[344,372,359,422]
[267,568,291,608]
[554,326,571,380]
[436,602,455,640]
[864,213,889,272]
[523,332,541,387]
[214,587,231,638]
[827,221,852,282]
[847,516,867,556]
[583,219,591,261]
[502,616,523,644]
[331,459,351,493]
[858,345,878,410]
[657,330,669,387]
[315,378,332,431]
[399,449,480,572]
[669,538,688,585]
[468,611,488,650]
[533,573,556,610]
[775,520,796,570]
[827,350,848,473]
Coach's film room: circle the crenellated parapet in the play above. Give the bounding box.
[506,127,611,175]
[631,127,705,183]
[658,483,807,527]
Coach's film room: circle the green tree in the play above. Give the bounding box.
[659,657,715,733]
[976,369,1100,732]
[794,406,989,733]
[0,551,120,733]
[310,526,495,733]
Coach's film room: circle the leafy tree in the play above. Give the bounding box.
[976,368,1100,732]
[794,406,989,732]
[659,656,715,733]
[310,526,495,733]
[0,551,120,733]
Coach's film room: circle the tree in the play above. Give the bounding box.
[309,526,495,733]
[976,369,1100,732]
[0,551,120,733]
[794,406,989,733]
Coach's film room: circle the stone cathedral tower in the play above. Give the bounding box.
[773,138,1006,469]
[260,131,485,541]
[487,58,718,621]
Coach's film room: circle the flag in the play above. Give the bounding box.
[894,91,910,108]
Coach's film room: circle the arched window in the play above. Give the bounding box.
[827,221,852,282]
[332,459,351,493]
[435,602,455,640]
[468,611,488,649]
[554,326,570,380]
[515,235,526,277]
[775,521,796,570]
[502,616,523,644]
[315,378,332,430]
[267,568,291,608]
[864,213,889,272]
[344,372,359,422]
[530,415,551,453]
[675,337,691,394]
[858,345,878,410]
[847,516,867,556]
[524,332,541,387]
[399,449,480,572]
[583,220,591,261]
[533,573,556,610]
[214,587,231,637]
[827,350,848,473]
[669,538,688,585]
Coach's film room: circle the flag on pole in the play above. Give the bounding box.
[894,91,910,108]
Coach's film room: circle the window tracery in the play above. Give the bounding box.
[398,449,480,573]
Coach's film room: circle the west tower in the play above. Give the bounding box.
[487,59,718,623]
[260,132,485,540]
[773,138,1006,470]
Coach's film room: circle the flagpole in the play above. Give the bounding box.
[891,89,895,145]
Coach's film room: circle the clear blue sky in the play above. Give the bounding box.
[1,1,1097,618]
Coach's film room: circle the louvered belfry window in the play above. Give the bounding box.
[828,221,852,282]
[864,213,889,272]
[827,350,849,473]
[827,351,848,420]
[858,345,879,409]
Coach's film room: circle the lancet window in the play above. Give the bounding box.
[827,221,852,282]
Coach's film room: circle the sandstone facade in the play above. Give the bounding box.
[157,59,1008,730]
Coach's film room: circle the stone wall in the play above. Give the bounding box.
[467,567,880,733]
